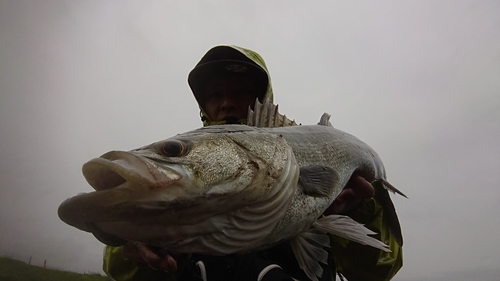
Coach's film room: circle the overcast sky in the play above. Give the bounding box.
[1,1,499,280]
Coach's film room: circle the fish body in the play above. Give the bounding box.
[58,115,403,280]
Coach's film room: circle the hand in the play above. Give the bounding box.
[121,241,178,272]
[324,174,375,215]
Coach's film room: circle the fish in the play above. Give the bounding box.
[58,101,405,281]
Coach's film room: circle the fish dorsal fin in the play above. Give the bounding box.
[247,98,298,127]
[313,215,390,252]
[318,113,333,127]
[290,229,330,281]
[299,165,336,197]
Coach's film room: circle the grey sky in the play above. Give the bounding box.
[1,1,499,280]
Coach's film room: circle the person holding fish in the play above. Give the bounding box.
[101,45,403,281]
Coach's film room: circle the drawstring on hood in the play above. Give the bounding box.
[188,45,274,126]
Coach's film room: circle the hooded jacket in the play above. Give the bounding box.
[102,45,402,281]
[188,45,274,126]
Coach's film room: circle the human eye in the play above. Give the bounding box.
[204,91,218,101]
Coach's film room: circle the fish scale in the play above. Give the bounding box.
[58,101,405,281]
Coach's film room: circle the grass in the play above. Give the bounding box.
[0,257,109,281]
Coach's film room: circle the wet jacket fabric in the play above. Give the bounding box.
[102,45,402,281]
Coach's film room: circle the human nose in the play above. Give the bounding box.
[219,95,236,110]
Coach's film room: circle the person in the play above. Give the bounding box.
[102,45,403,281]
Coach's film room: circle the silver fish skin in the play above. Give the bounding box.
[58,115,403,281]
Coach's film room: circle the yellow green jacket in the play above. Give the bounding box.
[103,45,402,281]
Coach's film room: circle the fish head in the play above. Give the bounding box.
[58,125,296,248]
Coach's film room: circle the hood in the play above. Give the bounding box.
[188,45,274,126]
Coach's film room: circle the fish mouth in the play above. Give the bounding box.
[58,151,183,246]
[86,222,128,247]
[82,150,182,191]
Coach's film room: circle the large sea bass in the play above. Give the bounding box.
[58,101,404,281]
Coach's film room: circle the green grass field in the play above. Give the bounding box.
[0,257,109,281]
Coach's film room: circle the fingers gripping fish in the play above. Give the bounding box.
[58,101,405,281]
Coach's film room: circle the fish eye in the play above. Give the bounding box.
[157,140,191,157]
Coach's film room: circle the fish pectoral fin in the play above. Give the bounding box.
[313,215,390,252]
[290,229,330,281]
[375,179,408,198]
[373,180,404,246]
[299,166,336,197]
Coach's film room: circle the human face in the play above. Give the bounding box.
[202,73,262,123]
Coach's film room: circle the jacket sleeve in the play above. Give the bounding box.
[103,245,176,281]
[329,186,403,281]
